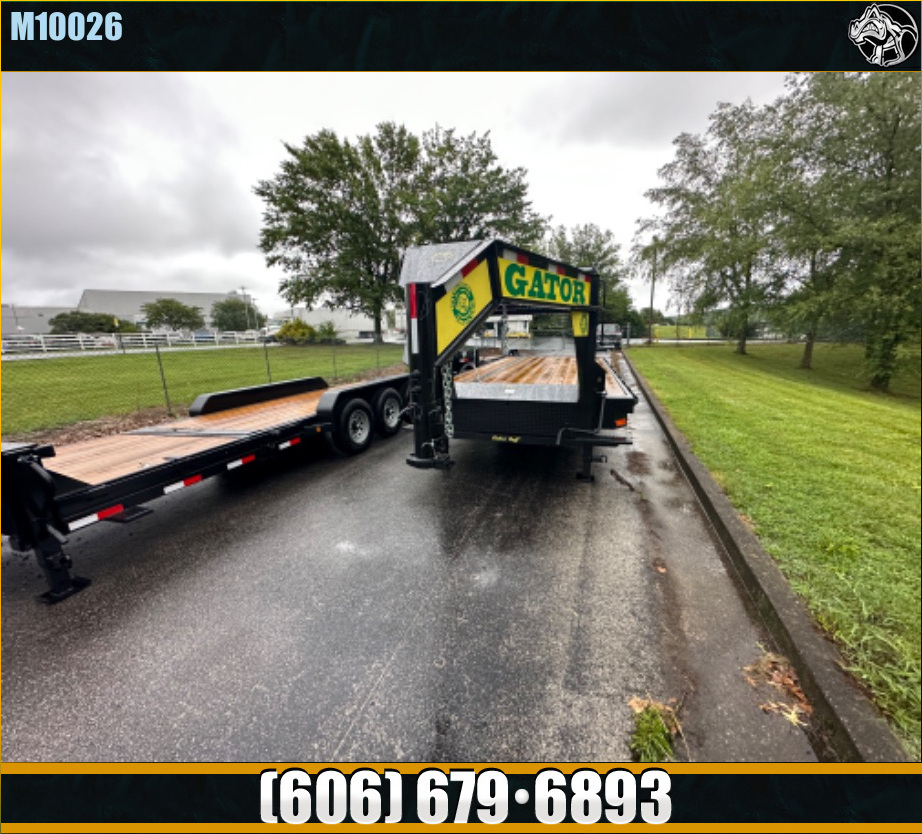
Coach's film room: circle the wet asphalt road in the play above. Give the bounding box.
[1,362,816,762]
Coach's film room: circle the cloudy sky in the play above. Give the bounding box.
[1,72,789,316]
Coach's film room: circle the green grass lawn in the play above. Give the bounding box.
[1,343,406,436]
[628,342,921,758]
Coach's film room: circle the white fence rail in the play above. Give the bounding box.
[1,330,262,356]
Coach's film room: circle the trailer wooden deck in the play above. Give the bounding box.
[46,389,326,486]
[453,355,632,398]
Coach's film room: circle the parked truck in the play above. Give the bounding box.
[1,372,408,601]
[401,239,637,480]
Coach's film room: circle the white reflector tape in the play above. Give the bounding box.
[68,504,125,531]
[278,437,301,450]
[226,454,256,471]
[164,474,202,494]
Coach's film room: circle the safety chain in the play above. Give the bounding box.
[441,364,455,439]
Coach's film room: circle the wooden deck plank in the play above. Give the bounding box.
[453,354,630,396]
[47,434,234,485]
[168,390,325,434]
[45,390,326,486]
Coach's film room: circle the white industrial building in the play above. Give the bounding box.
[1,305,72,335]
[3,289,407,341]
[77,289,242,328]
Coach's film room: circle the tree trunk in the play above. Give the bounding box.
[800,330,816,369]
[373,310,384,344]
[735,326,748,355]
[866,334,897,392]
[734,263,751,355]
[800,255,819,370]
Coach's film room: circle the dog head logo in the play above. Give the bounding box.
[848,4,918,66]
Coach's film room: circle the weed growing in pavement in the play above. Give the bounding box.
[628,696,684,763]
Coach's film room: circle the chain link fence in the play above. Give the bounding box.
[1,341,406,439]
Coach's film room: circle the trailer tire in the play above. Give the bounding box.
[335,399,375,454]
[372,387,403,437]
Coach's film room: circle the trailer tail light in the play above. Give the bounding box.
[615,418,628,428]
[68,504,125,531]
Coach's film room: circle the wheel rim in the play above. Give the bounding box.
[381,396,401,429]
[348,410,371,445]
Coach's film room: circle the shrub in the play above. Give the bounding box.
[276,320,318,345]
[316,321,343,344]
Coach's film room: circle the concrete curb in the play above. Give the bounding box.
[623,352,909,762]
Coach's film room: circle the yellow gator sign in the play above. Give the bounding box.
[435,258,492,355]
[498,257,590,306]
[434,254,594,356]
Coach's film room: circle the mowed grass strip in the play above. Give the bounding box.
[1,344,406,436]
[628,342,921,758]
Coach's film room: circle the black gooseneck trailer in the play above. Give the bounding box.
[400,239,637,479]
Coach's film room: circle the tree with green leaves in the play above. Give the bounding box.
[546,223,622,295]
[255,123,419,343]
[643,100,780,355]
[545,222,633,328]
[414,126,546,246]
[210,297,266,332]
[255,122,547,342]
[760,81,848,369]
[761,73,920,385]
[814,72,920,391]
[140,298,205,331]
[49,310,137,334]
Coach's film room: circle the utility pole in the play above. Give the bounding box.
[647,236,658,345]
[240,286,252,330]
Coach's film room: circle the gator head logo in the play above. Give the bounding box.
[848,4,918,66]
[451,284,475,324]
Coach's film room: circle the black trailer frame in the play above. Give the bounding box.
[400,239,637,479]
[2,373,408,602]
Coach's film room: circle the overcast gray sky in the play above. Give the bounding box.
[1,72,789,317]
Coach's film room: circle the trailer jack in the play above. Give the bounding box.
[34,531,91,604]
[577,446,609,483]
[558,428,631,483]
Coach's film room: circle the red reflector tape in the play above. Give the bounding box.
[461,258,478,277]
[408,283,418,319]
[278,437,301,450]
[226,454,256,471]
[69,504,126,531]
[516,253,529,264]
[164,474,202,494]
